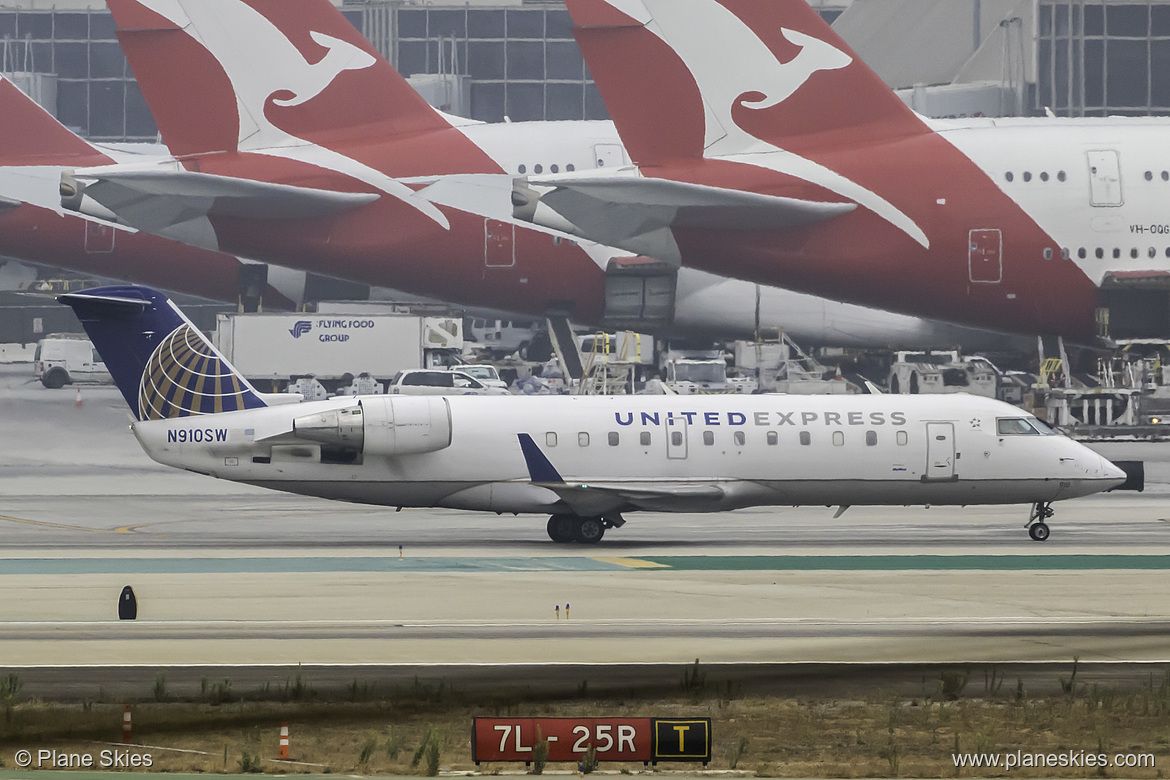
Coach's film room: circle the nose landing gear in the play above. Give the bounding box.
[1026,501,1054,541]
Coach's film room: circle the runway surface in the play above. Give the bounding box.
[3,365,1170,671]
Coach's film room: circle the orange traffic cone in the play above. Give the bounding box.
[75,387,83,408]
[279,722,290,759]
[121,705,132,744]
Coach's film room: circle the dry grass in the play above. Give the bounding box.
[3,671,1170,776]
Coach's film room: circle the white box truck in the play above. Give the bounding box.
[214,313,463,393]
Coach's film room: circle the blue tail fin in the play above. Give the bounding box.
[58,285,267,421]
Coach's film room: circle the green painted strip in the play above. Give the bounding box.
[640,555,1170,571]
[0,557,623,576]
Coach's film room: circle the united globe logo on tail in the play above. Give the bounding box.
[138,324,256,420]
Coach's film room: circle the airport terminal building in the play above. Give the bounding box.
[16,0,1170,141]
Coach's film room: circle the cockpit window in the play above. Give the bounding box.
[1028,417,1059,435]
[997,417,1044,435]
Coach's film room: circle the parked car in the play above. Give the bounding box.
[388,369,510,396]
[446,364,508,391]
[34,335,112,389]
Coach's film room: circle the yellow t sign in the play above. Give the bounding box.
[672,725,689,752]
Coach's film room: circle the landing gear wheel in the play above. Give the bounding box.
[1026,501,1054,541]
[574,517,605,544]
[547,515,576,543]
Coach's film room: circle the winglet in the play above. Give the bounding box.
[517,433,565,483]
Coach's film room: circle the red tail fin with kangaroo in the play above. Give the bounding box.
[0,75,110,166]
[566,0,929,165]
[108,0,453,158]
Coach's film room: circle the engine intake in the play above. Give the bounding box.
[292,396,452,456]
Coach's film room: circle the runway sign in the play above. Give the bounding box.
[472,717,711,765]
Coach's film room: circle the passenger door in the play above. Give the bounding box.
[593,143,624,169]
[485,219,515,267]
[968,229,1002,283]
[1087,150,1123,207]
[924,422,956,481]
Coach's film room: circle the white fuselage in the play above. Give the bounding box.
[934,116,1170,285]
[132,393,1123,516]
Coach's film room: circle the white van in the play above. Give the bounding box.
[34,335,112,389]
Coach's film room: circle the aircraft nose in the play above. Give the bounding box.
[1101,455,1127,483]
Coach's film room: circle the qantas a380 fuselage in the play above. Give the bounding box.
[509,0,1170,343]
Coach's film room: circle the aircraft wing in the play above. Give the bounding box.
[517,432,726,514]
[537,480,727,515]
[61,169,379,234]
[512,174,855,263]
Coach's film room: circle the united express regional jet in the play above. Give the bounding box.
[60,286,1126,543]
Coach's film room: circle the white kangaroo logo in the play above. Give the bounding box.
[599,0,928,248]
[268,31,376,108]
[131,0,448,228]
[737,28,852,111]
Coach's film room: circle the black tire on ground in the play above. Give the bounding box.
[1028,522,1051,542]
[547,514,577,543]
[574,517,605,544]
[42,368,69,389]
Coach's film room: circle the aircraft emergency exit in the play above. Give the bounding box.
[52,0,1026,351]
[61,284,1126,544]
[511,0,1170,342]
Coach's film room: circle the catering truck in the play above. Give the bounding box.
[213,312,463,394]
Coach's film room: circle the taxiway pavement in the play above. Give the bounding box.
[2,365,1170,670]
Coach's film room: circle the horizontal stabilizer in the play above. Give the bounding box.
[513,174,854,263]
[62,169,379,234]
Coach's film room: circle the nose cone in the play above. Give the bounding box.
[1101,455,1128,486]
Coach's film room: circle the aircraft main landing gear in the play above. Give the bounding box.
[547,514,576,543]
[546,514,623,543]
[1026,501,1054,542]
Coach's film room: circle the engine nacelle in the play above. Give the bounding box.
[292,396,452,456]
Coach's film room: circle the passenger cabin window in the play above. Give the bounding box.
[767,431,778,446]
[832,431,844,446]
[671,431,683,446]
[733,431,745,446]
[608,432,619,446]
[997,418,1039,435]
[799,431,811,446]
[703,431,715,446]
[866,431,877,446]
[578,432,589,447]
[640,432,651,446]
[896,431,908,445]
[546,432,558,447]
